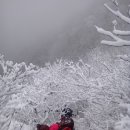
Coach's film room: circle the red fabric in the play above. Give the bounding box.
[63,127,71,130]
[49,124,59,130]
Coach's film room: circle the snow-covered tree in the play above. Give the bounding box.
[0,54,39,130]
[95,1,130,130]
[0,49,130,130]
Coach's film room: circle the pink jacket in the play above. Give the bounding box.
[49,124,59,130]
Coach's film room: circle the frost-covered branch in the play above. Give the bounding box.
[104,3,130,24]
[113,29,130,36]
[95,2,130,46]
[116,55,130,62]
[0,90,21,98]
[95,26,130,46]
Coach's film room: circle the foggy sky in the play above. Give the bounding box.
[0,0,106,65]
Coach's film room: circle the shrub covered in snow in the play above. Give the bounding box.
[0,49,130,130]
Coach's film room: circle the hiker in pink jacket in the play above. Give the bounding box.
[50,108,74,130]
[37,108,74,130]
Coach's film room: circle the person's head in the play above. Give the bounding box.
[61,108,73,118]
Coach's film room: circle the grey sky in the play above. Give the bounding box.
[0,0,106,64]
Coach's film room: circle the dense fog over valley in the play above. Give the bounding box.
[0,0,108,65]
